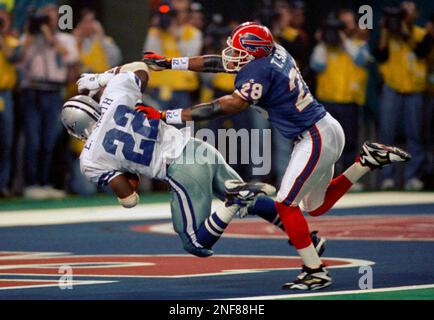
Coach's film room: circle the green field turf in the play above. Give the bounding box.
[278,287,434,300]
[0,193,171,211]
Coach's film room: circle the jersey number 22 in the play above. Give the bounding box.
[103,105,159,166]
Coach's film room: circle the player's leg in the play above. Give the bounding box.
[210,143,283,231]
[0,90,13,195]
[208,137,328,254]
[167,173,214,257]
[276,114,344,290]
[276,132,324,266]
[167,138,240,257]
[39,91,62,186]
[403,93,425,188]
[379,85,402,188]
[306,148,411,218]
[304,162,368,217]
[300,110,411,217]
[22,90,41,188]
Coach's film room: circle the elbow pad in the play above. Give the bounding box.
[118,192,139,208]
[202,55,226,73]
[191,100,224,121]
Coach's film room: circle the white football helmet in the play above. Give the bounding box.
[61,95,101,140]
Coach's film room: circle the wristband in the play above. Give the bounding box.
[118,192,139,208]
[171,57,189,70]
[165,108,183,124]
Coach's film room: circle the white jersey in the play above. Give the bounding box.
[80,72,190,186]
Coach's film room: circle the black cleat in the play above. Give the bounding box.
[282,264,332,291]
[224,180,276,208]
[288,231,326,257]
[359,142,411,170]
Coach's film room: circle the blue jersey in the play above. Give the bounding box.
[234,44,326,139]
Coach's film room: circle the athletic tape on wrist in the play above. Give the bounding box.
[118,192,139,208]
[171,57,189,70]
[165,109,183,124]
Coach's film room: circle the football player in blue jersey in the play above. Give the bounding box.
[139,22,411,290]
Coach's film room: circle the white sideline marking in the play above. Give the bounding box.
[0,279,116,291]
[0,203,171,227]
[229,283,434,300]
[331,192,434,208]
[0,192,432,227]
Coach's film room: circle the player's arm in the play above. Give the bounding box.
[108,173,140,209]
[181,92,249,121]
[77,61,150,96]
[142,52,230,73]
[136,92,249,124]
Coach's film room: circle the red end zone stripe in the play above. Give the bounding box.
[0,280,58,288]
[0,254,356,278]
[134,215,434,241]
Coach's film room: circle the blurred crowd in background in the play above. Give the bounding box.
[0,0,433,200]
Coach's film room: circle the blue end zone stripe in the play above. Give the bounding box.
[284,125,322,205]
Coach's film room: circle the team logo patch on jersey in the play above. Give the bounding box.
[239,33,272,54]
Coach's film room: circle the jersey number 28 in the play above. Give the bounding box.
[289,68,314,112]
[102,105,159,166]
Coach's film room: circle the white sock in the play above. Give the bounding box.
[297,243,322,269]
[215,204,239,224]
[343,162,371,184]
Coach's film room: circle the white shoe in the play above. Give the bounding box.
[42,186,66,199]
[404,178,424,191]
[23,186,49,200]
[380,179,396,190]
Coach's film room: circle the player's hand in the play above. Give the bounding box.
[135,102,165,120]
[77,73,100,96]
[77,72,114,97]
[142,51,171,71]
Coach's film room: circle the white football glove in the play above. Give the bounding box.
[76,72,115,97]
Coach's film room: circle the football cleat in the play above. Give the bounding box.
[224,180,276,208]
[359,142,411,170]
[289,231,326,257]
[282,265,332,291]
